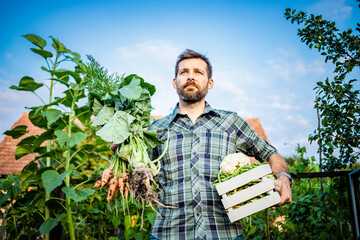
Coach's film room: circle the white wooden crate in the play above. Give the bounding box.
[215,164,281,222]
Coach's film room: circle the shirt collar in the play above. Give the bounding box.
[166,101,221,125]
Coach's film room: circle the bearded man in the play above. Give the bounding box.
[150,49,291,240]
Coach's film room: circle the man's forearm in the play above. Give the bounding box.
[268,153,292,205]
[267,153,289,175]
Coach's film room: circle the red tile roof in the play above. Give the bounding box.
[0,113,44,176]
[0,114,271,176]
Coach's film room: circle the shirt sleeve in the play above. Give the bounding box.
[233,114,277,162]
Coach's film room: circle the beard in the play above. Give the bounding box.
[176,81,209,103]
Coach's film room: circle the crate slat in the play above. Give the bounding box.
[221,177,275,209]
[227,191,281,222]
[215,164,272,195]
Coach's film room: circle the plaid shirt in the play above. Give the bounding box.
[149,102,277,240]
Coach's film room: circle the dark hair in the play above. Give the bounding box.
[175,49,212,79]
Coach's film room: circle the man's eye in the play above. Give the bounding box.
[197,71,203,75]
[180,71,186,75]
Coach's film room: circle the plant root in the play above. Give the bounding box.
[128,167,177,215]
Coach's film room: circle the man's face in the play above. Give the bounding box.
[173,58,214,103]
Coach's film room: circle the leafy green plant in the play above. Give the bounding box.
[285,5,360,171]
[2,34,98,239]
[82,56,173,217]
[1,34,158,240]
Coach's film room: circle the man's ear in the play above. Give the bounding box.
[173,78,177,89]
[208,78,214,90]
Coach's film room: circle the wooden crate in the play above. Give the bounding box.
[215,164,281,222]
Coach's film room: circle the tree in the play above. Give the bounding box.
[285,2,360,171]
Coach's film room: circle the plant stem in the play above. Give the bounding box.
[44,52,60,240]
[316,97,324,194]
[65,90,78,240]
[265,209,270,240]
[0,211,7,240]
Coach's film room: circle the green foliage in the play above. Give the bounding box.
[285,6,360,170]
[41,170,71,193]
[1,34,100,239]
[39,213,66,234]
[1,34,157,240]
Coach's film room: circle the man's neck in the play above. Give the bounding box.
[178,99,206,124]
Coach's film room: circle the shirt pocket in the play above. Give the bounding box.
[199,128,237,182]
[200,128,236,160]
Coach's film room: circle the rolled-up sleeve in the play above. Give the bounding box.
[234,115,277,162]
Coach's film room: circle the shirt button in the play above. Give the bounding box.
[196,212,200,216]
[193,152,197,155]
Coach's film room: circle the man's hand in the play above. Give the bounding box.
[274,175,292,206]
[268,153,292,206]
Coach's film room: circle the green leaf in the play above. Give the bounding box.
[70,51,80,59]
[45,109,62,127]
[3,125,28,139]
[90,208,105,214]
[9,76,44,92]
[96,111,136,144]
[54,69,81,84]
[92,105,114,126]
[67,132,87,148]
[0,191,11,207]
[17,135,37,145]
[39,213,65,234]
[143,130,163,148]
[124,215,132,230]
[146,211,156,224]
[41,170,71,194]
[74,105,91,124]
[30,48,53,59]
[62,187,95,202]
[248,226,257,236]
[119,78,142,100]
[33,130,55,149]
[54,130,69,146]
[92,98,103,116]
[23,34,46,49]
[50,36,70,53]
[143,82,156,96]
[14,145,33,159]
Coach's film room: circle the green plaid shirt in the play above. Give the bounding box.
[149,102,277,240]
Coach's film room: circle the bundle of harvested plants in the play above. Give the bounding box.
[82,56,172,214]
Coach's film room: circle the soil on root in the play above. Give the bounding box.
[128,167,176,213]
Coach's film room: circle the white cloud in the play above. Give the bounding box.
[0,89,24,101]
[266,58,325,81]
[269,103,293,110]
[116,39,181,61]
[310,0,353,22]
[284,114,310,129]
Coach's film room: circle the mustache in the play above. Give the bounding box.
[183,81,200,89]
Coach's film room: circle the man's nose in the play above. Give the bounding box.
[187,71,195,80]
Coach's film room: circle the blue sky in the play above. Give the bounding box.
[1,0,359,159]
